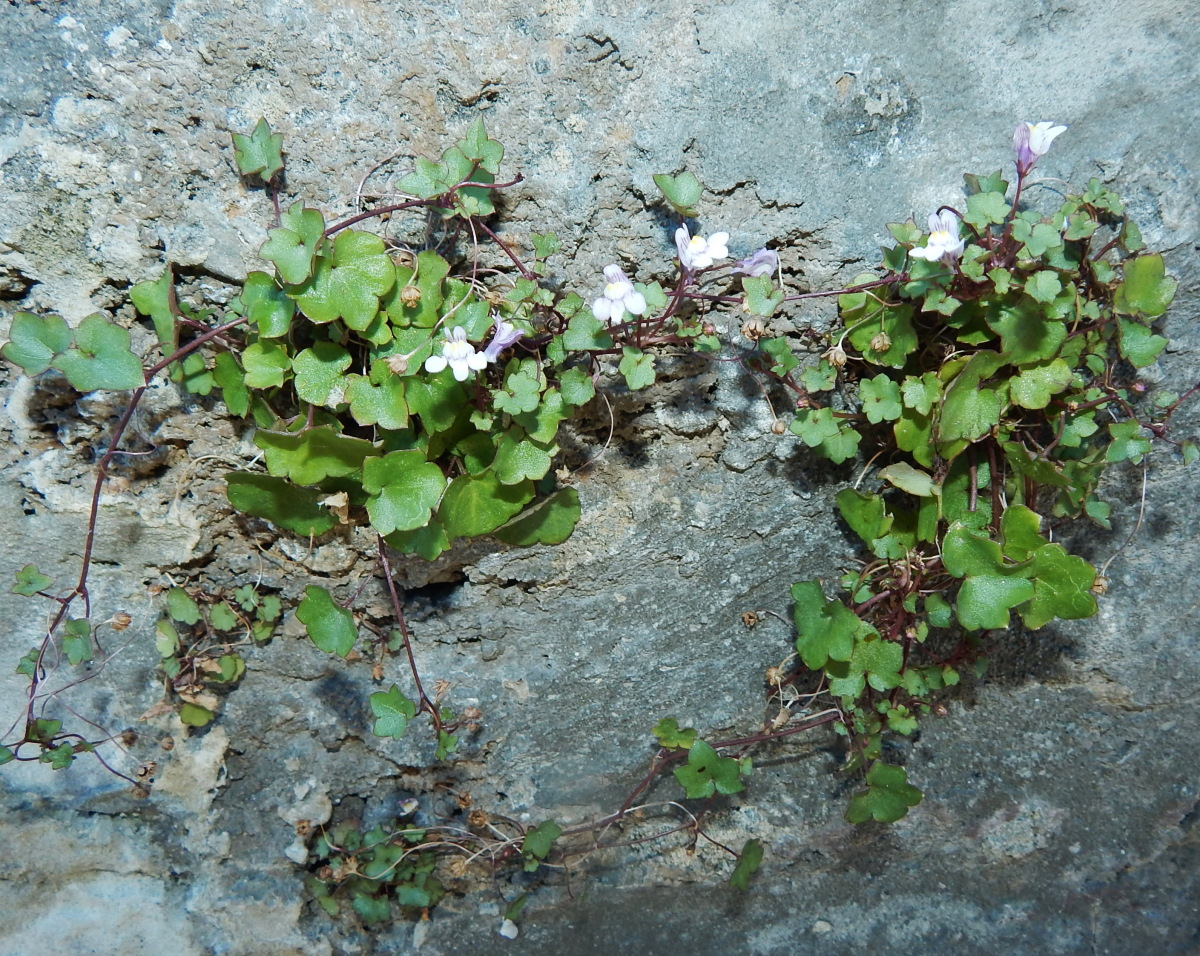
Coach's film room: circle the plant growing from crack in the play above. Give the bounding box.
[0,117,1192,930]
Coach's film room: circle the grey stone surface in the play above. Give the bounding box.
[1,1,1198,955]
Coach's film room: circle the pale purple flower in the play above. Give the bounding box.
[732,247,779,278]
[482,314,524,363]
[424,326,488,381]
[1013,121,1067,175]
[675,224,729,271]
[909,210,965,263]
[591,264,647,325]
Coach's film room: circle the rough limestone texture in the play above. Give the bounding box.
[1,1,1198,954]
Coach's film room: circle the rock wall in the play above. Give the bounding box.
[1,1,1197,954]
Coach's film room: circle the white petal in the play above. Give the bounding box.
[425,355,448,373]
[909,246,935,261]
[450,359,471,381]
[625,290,647,315]
[468,351,489,371]
[675,225,692,265]
[593,297,613,320]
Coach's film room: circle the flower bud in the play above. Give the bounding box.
[770,418,787,435]
[824,345,848,368]
[741,317,767,341]
[870,331,891,353]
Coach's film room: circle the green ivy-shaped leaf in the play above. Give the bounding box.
[845,303,917,369]
[493,430,557,485]
[493,488,581,546]
[652,717,697,751]
[369,684,417,739]
[559,367,596,407]
[62,618,92,666]
[209,602,239,631]
[845,761,923,824]
[296,585,357,658]
[12,564,53,596]
[231,117,284,182]
[256,425,376,485]
[241,341,292,389]
[167,587,201,625]
[1016,543,1098,629]
[826,633,903,698]
[789,407,840,447]
[900,372,940,415]
[653,170,703,218]
[729,839,764,891]
[457,117,504,174]
[673,739,744,799]
[1105,421,1151,463]
[984,298,1066,365]
[1114,254,1177,317]
[791,581,863,670]
[1023,270,1062,304]
[292,342,352,406]
[384,251,450,328]
[618,346,655,390]
[179,702,215,728]
[362,450,446,534]
[129,269,178,350]
[514,388,569,444]
[877,462,938,498]
[53,315,145,392]
[963,191,1010,230]
[260,202,325,285]
[742,276,784,317]
[438,472,532,540]
[385,517,451,562]
[955,574,1036,630]
[240,271,295,338]
[562,312,614,351]
[1009,359,1072,410]
[346,360,409,431]
[2,312,73,376]
[1117,318,1168,368]
[493,358,544,414]
[1012,220,1064,259]
[860,374,903,423]
[212,352,249,417]
[760,337,799,377]
[800,359,837,393]
[40,743,76,769]
[521,820,563,872]
[225,472,338,535]
[292,230,396,331]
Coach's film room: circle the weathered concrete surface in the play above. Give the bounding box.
[1,1,1198,954]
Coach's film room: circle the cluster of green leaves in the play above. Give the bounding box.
[771,170,1180,819]
[306,819,443,924]
[155,584,281,727]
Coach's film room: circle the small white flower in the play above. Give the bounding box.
[675,224,729,271]
[909,210,965,262]
[1013,121,1067,174]
[482,313,524,363]
[424,326,488,381]
[591,264,648,325]
[498,918,519,940]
